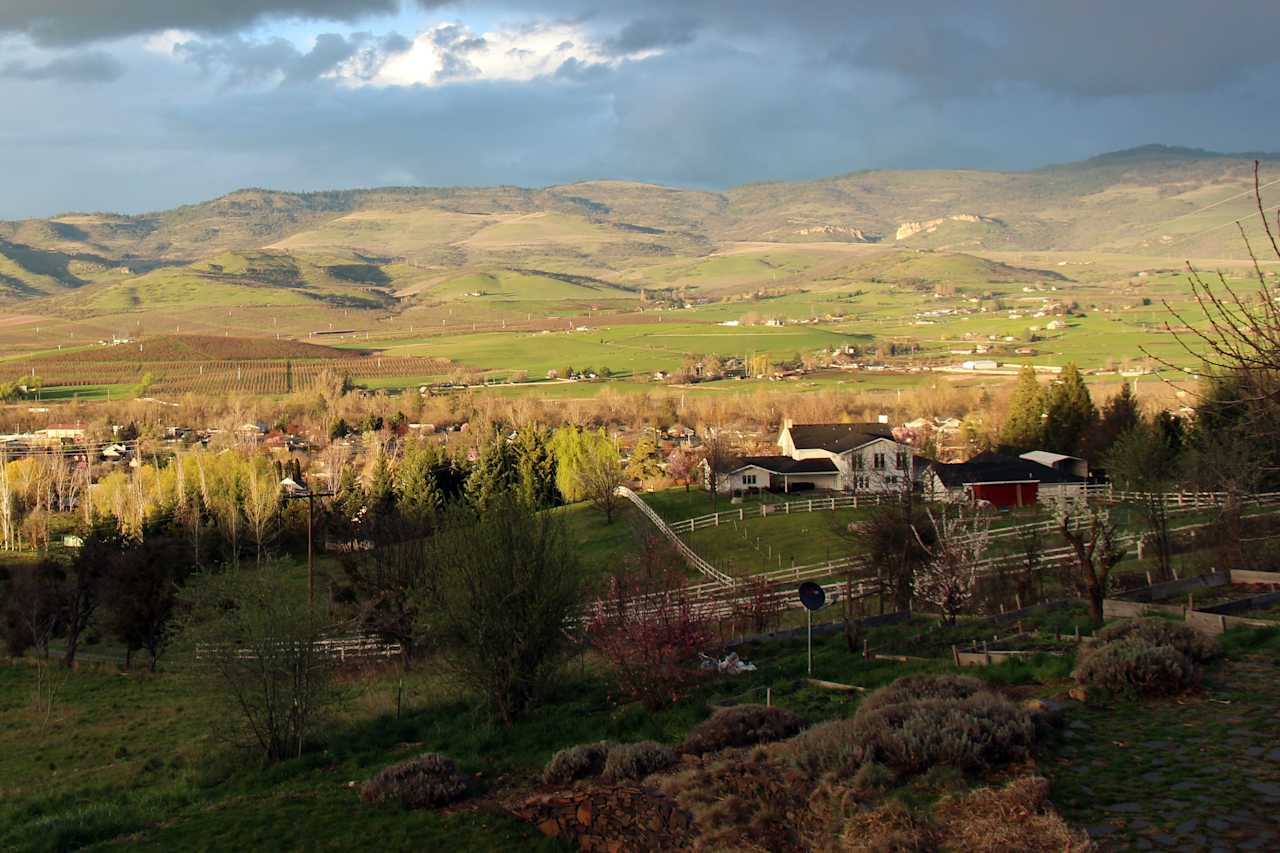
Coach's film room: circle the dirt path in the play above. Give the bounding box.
[1046,656,1280,851]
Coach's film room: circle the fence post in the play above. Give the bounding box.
[786,501,790,515]
[739,508,744,521]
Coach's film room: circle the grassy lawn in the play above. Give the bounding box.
[4,582,1277,852]
[0,607,1092,853]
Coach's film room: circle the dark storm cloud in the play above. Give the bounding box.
[602,17,700,56]
[2,0,1280,219]
[0,50,124,83]
[529,0,1280,97]
[0,0,401,46]
[175,31,412,85]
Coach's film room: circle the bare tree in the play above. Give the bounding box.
[243,464,280,564]
[912,505,990,624]
[1056,504,1127,625]
[700,429,734,511]
[1145,163,1280,413]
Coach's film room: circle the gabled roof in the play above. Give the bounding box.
[929,451,1084,488]
[721,455,840,475]
[784,423,895,453]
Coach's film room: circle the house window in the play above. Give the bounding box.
[742,474,757,486]
[873,452,886,470]
[852,455,865,471]
[886,475,899,485]
[855,474,870,491]
[895,450,909,470]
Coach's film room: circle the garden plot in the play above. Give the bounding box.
[1104,569,1280,635]
[953,631,1086,668]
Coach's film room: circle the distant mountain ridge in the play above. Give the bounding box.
[1,145,1278,307]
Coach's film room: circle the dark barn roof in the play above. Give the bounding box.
[786,423,895,452]
[929,451,1084,488]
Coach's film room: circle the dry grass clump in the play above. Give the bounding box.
[542,741,611,786]
[1094,618,1217,663]
[931,776,1095,852]
[359,753,467,809]
[601,740,678,782]
[814,776,1092,853]
[680,704,805,756]
[658,748,811,851]
[1073,637,1200,696]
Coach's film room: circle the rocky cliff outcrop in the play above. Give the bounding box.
[896,214,1001,240]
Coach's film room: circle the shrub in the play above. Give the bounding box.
[850,679,1035,776]
[778,718,866,777]
[601,741,678,782]
[681,704,805,755]
[1094,618,1217,662]
[543,741,611,786]
[855,673,986,716]
[360,753,467,809]
[1072,637,1200,696]
[584,570,716,711]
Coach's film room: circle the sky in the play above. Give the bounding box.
[2,1,1279,218]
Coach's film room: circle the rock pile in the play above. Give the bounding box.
[509,784,695,852]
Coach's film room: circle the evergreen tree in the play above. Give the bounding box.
[1043,363,1096,456]
[366,451,396,517]
[513,425,558,509]
[466,433,518,509]
[999,365,1046,453]
[396,441,445,519]
[1084,382,1140,460]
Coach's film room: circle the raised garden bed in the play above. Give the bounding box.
[1104,569,1280,635]
[952,631,1085,667]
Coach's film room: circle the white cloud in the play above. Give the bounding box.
[366,20,614,87]
[143,29,198,55]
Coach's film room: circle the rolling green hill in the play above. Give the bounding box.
[0,145,1276,336]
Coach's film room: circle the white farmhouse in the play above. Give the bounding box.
[709,421,915,494]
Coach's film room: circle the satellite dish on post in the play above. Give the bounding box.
[798,581,826,611]
[798,582,826,676]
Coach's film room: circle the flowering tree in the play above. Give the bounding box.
[665,447,695,492]
[912,506,990,624]
[584,568,715,710]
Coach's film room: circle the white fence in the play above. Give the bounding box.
[667,494,885,535]
[617,486,1280,621]
[196,634,403,662]
[615,486,734,587]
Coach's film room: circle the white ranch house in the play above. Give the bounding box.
[709,421,916,494]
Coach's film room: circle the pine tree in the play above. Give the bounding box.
[365,451,396,518]
[466,433,518,510]
[396,441,445,519]
[513,425,558,509]
[1084,382,1140,460]
[999,365,1046,453]
[1043,363,1096,456]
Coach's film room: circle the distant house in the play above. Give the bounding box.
[40,422,86,442]
[923,451,1086,507]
